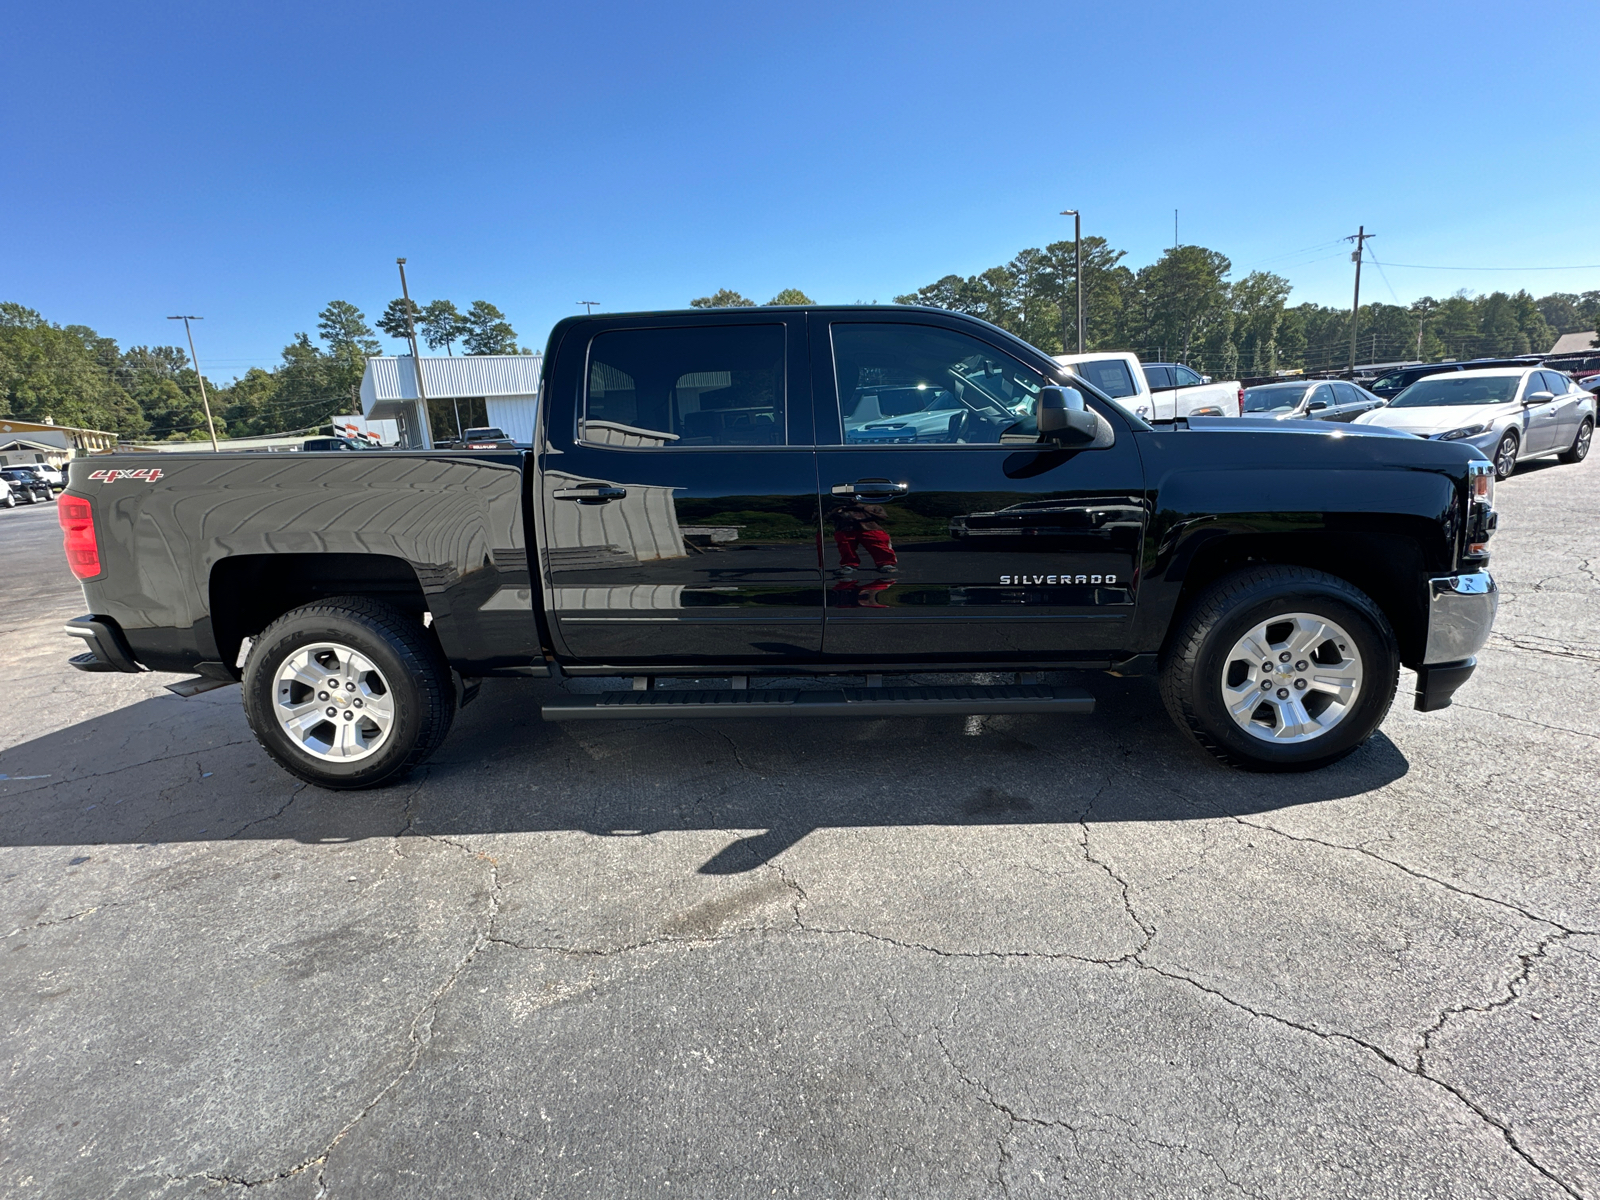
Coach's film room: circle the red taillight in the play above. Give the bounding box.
[58,494,101,580]
[1237,386,1245,415]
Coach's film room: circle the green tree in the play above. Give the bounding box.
[375,298,422,345]
[419,300,468,354]
[690,289,757,308]
[1132,246,1234,371]
[1230,271,1291,376]
[316,301,382,357]
[0,303,147,435]
[461,301,520,355]
[766,288,813,305]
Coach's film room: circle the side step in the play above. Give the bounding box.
[541,684,1093,722]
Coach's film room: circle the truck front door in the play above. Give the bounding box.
[813,315,1147,664]
[539,315,823,664]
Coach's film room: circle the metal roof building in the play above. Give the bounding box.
[359,354,543,448]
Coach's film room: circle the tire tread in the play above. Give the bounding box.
[1159,565,1399,771]
[243,595,454,789]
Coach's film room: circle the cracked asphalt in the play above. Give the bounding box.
[2,450,1597,1199]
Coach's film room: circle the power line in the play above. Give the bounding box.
[1379,261,1600,271]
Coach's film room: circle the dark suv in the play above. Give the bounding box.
[2,467,54,506]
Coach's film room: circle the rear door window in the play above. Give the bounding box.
[582,324,786,447]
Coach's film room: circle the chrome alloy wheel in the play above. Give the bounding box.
[1219,613,1364,744]
[1574,421,1593,461]
[273,642,395,762]
[1494,433,1518,479]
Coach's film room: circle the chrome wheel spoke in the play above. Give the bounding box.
[274,641,394,763]
[1219,612,1363,746]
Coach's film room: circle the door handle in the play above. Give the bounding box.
[553,485,627,504]
[831,480,909,498]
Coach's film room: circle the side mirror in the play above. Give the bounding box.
[1524,390,1555,406]
[1306,400,1329,412]
[1038,386,1099,445]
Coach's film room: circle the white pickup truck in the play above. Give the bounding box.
[1056,351,1242,422]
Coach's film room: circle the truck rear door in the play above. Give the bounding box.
[538,313,823,664]
[813,313,1147,663]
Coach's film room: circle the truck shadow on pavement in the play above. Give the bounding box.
[0,672,1411,872]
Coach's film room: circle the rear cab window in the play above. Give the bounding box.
[581,324,787,447]
[1071,358,1139,399]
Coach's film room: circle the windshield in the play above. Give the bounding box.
[1390,375,1519,408]
[1243,384,1312,412]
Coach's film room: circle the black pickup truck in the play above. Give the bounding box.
[58,306,1500,786]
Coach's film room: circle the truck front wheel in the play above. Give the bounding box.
[1160,566,1399,771]
[242,596,455,789]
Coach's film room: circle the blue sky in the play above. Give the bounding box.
[4,0,1598,379]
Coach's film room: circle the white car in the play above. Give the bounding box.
[1055,351,1241,422]
[1353,366,1594,478]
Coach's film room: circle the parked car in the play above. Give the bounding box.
[1055,352,1242,422]
[1242,380,1386,422]
[302,436,377,452]
[1367,358,1536,401]
[1,467,54,505]
[459,426,517,449]
[1354,366,1594,478]
[14,463,65,489]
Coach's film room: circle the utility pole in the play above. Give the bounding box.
[166,316,218,451]
[1060,210,1083,353]
[1344,226,1374,374]
[396,259,432,449]
[577,301,600,314]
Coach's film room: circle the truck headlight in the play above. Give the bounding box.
[1437,424,1488,441]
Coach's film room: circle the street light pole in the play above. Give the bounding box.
[396,259,432,449]
[1060,209,1083,353]
[166,316,218,451]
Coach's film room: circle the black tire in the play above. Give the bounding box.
[2,491,14,509]
[1558,417,1592,465]
[1160,566,1400,772]
[1493,430,1519,480]
[242,595,455,790]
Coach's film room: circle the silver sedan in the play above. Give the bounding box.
[1353,366,1595,478]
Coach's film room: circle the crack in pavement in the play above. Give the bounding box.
[1130,959,1583,1199]
[1447,700,1600,742]
[1414,928,1574,1072]
[162,831,506,1194]
[1486,633,1600,663]
[0,738,258,795]
[226,784,307,840]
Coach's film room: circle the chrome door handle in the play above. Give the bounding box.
[553,485,627,504]
[831,480,909,498]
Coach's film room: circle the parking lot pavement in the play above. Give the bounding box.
[1,455,1596,1200]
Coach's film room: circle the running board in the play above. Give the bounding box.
[541,684,1094,721]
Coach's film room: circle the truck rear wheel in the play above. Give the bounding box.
[1160,566,1399,771]
[242,596,455,790]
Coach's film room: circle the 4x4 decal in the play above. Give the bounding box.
[88,468,165,483]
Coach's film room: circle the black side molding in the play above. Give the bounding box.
[64,616,143,674]
[542,683,1094,722]
[1414,657,1476,712]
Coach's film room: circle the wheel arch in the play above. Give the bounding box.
[210,553,430,678]
[1161,531,1431,667]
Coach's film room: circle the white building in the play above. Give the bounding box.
[359,354,543,449]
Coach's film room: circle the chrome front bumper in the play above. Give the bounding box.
[1423,571,1497,664]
